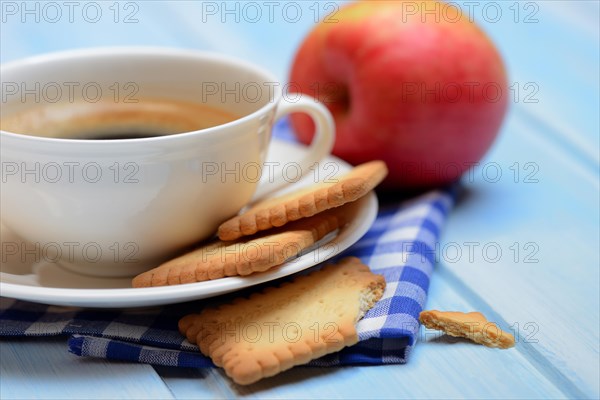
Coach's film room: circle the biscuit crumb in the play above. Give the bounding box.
[419,310,515,349]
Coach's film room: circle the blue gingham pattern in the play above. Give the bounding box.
[0,189,453,367]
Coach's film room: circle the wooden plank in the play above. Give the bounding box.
[0,338,174,400]
[437,109,599,399]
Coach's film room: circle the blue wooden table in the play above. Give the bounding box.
[1,1,598,398]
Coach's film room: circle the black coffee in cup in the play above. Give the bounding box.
[1,98,239,140]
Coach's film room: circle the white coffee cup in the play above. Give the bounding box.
[0,47,335,277]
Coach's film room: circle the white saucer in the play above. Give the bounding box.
[0,140,378,308]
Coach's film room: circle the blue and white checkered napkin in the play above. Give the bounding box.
[0,189,454,367]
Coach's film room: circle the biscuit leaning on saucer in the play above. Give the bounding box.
[179,256,386,385]
[419,310,515,349]
[217,160,388,241]
[132,202,360,288]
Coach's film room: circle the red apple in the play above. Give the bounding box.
[289,0,508,188]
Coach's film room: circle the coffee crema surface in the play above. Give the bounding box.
[1,98,240,140]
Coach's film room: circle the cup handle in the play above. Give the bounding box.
[252,95,336,201]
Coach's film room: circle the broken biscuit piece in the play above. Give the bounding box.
[419,310,515,349]
[179,257,386,385]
